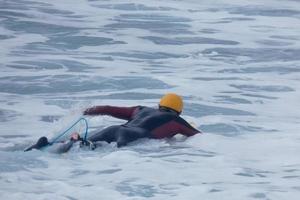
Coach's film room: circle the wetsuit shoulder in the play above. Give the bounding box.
[174,116,201,136]
[151,114,200,138]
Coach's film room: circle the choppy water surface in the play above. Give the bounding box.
[1,0,300,199]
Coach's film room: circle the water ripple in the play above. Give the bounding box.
[185,103,255,117]
[202,48,300,63]
[230,84,294,92]
[94,3,177,11]
[141,36,239,45]
[0,75,172,94]
[105,14,192,34]
[228,6,300,17]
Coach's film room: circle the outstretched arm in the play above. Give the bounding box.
[83,105,139,120]
[177,118,202,137]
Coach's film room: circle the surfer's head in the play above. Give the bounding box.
[159,93,183,114]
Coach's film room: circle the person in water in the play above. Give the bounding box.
[25,93,201,153]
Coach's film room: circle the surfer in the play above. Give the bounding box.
[25,93,201,153]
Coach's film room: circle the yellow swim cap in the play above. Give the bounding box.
[159,93,183,113]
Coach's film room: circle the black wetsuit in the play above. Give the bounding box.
[25,106,200,152]
[85,106,200,147]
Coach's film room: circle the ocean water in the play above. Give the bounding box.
[1,0,300,199]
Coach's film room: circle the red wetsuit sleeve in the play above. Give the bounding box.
[152,117,201,139]
[178,120,201,137]
[84,105,139,120]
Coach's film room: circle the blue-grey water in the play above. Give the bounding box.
[1,0,300,199]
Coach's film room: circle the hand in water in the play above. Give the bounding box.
[70,132,81,141]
